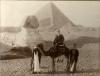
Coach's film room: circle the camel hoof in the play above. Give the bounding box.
[48,70,55,73]
[48,70,52,73]
[69,71,75,73]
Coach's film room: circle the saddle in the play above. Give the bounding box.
[54,43,65,51]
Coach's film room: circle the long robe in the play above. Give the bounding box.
[34,50,40,72]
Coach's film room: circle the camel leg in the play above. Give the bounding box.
[74,62,77,72]
[65,57,70,72]
[30,58,34,71]
[67,59,70,71]
[52,57,55,72]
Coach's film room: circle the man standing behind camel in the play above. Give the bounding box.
[69,43,79,73]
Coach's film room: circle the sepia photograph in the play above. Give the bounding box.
[0,0,100,76]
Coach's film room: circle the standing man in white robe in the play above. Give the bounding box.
[33,46,41,73]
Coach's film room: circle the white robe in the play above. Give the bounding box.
[70,61,75,72]
[34,51,40,72]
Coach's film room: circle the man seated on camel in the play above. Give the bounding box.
[53,30,65,50]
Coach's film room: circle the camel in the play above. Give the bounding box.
[31,43,70,73]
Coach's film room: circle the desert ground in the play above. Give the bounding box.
[0,43,100,76]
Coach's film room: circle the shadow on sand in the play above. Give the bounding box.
[31,69,100,74]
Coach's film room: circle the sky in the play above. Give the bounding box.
[1,1,100,27]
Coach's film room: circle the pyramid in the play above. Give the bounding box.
[23,3,99,41]
[35,3,74,31]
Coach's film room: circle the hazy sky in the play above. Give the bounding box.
[1,1,100,27]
